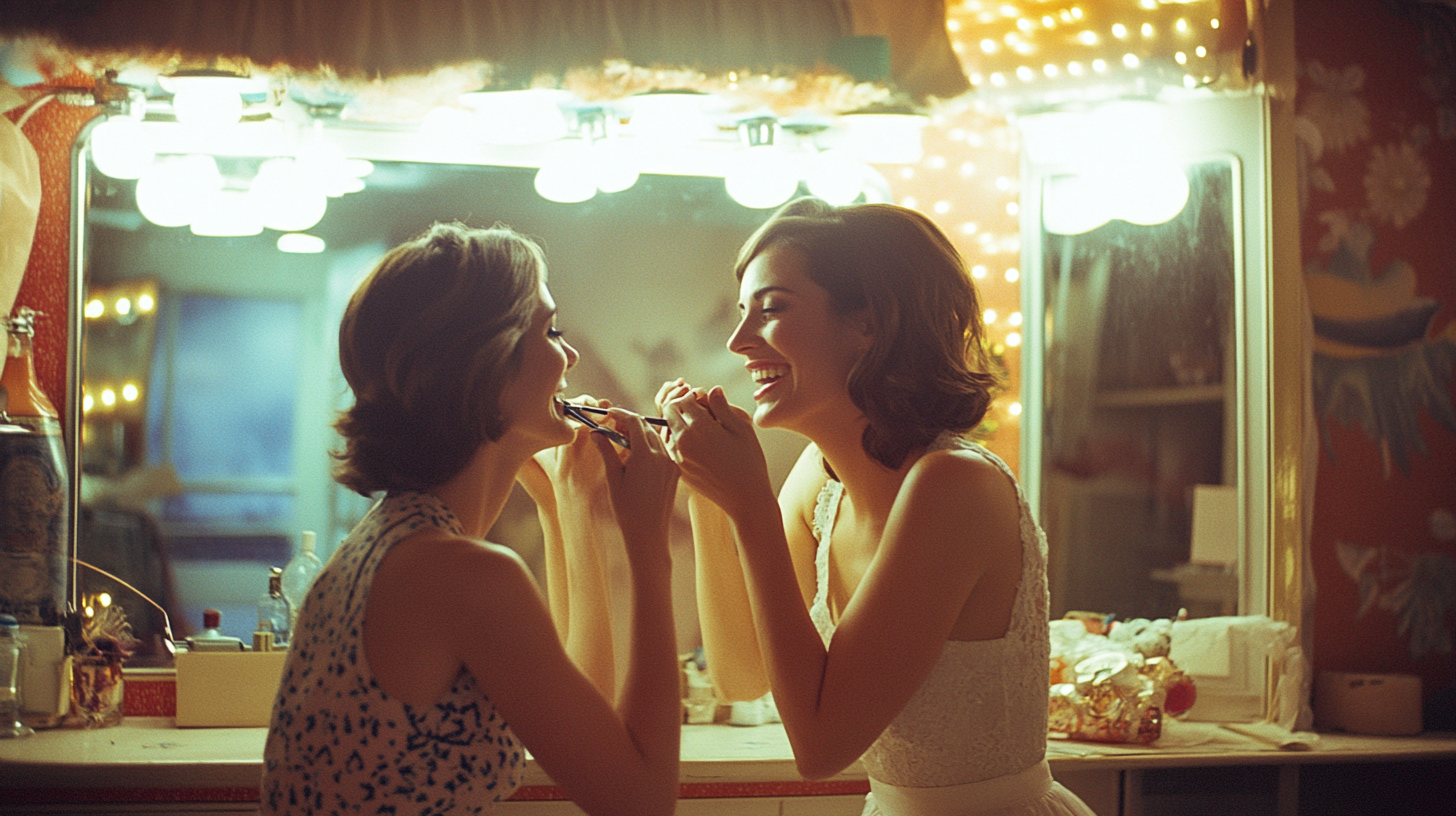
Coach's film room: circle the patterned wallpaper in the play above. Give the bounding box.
[1296,0,1456,707]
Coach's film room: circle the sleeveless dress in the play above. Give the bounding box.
[809,435,1096,816]
[261,491,526,815]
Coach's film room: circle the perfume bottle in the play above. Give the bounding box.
[256,566,290,647]
[280,531,321,629]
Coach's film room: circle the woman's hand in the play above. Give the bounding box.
[658,383,775,519]
[535,397,615,517]
[591,409,679,567]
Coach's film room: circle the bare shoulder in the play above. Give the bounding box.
[902,445,1020,520]
[388,530,539,605]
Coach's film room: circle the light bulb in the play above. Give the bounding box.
[592,139,641,194]
[804,149,867,205]
[250,158,328,231]
[724,147,800,209]
[135,154,223,228]
[171,88,243,128]
[534,141,598,204]
[89,116,155,180]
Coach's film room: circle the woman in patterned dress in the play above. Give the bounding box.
[656,199,1096,815]
[262,222,681,816]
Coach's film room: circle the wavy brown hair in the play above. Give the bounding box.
[734,197,999,471]
[332,222,545,496]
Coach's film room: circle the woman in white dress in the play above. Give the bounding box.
[657,198,1096,815]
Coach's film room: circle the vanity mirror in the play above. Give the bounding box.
[70,121,810,664]
[1019,95,1280,627]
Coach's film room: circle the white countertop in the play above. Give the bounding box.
[2,717,1453,794]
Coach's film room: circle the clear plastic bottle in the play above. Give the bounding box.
[256,566,290,647]
[280,530,322,629]
[0,614,34,738]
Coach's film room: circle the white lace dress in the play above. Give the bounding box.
[809,435,1096,816]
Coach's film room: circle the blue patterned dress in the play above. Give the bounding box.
[261,491,526,815]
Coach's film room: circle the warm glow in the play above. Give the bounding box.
[1006,332,1022,347]
[137,293,154,312]
[83,393,94,412]
[1009,402,1023,417]
[1141,23,1154,38]
[985,309,998,324]
[101,389,116,406]
[1078,30,1098,45]
[1009,311,1023,327]
[1005,267,1020,282]
[972,265,989,279]
[85,299,104,319]
[114,297,131,316]
[98,592,112,607]
[1123,54,1141,68]
[122,383,140,402]
[1112,23,1128,39]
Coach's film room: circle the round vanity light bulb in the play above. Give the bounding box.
[135,154,223,228]
[804,149,867,206]
[1115,164,1191,226]
[592,139,640,194]
[534,142,599,204]
[171,87,243,128]
[250,159,329,232]
[90,117,155,180]
[724,147,801,209]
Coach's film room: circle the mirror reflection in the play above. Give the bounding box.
[78,154,806,665]
[1038,158,1239,622]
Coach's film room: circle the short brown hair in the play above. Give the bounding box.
[332,222,545,495]
[735,197,999,470]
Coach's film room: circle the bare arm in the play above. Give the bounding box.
[518,428,618,700]
[470,413,681,816]
[686,491,767,701]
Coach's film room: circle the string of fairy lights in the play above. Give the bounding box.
[880,0,1237,472]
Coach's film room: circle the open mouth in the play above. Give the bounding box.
[750,364,789,399]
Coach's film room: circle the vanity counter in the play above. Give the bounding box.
[2,717,1454,814]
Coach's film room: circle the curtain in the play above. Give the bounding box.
[2,0,969,101]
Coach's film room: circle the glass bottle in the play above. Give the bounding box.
[280,530,321,630]
[0,308,70,626]
[256,566,290,647]
[0,614,34,738]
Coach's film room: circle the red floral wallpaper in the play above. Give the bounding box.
[4,66,99,425]
[1297,0,1456,710]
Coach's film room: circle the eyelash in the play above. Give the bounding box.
[548,327,565,339]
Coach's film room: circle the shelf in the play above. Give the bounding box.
[1094,383,1226,408]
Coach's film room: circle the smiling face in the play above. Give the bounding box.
[499,282,580,451]
[728,243,870,437]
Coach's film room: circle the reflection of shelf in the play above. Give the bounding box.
[1151,563,1238,617]
[1094,383,1225,408]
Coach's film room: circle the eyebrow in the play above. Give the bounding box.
[738,285,794,311]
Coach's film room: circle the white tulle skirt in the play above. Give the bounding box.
[862,761,1099,816]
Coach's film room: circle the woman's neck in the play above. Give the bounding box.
[813,427,922,524]
[428,441,534,539]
